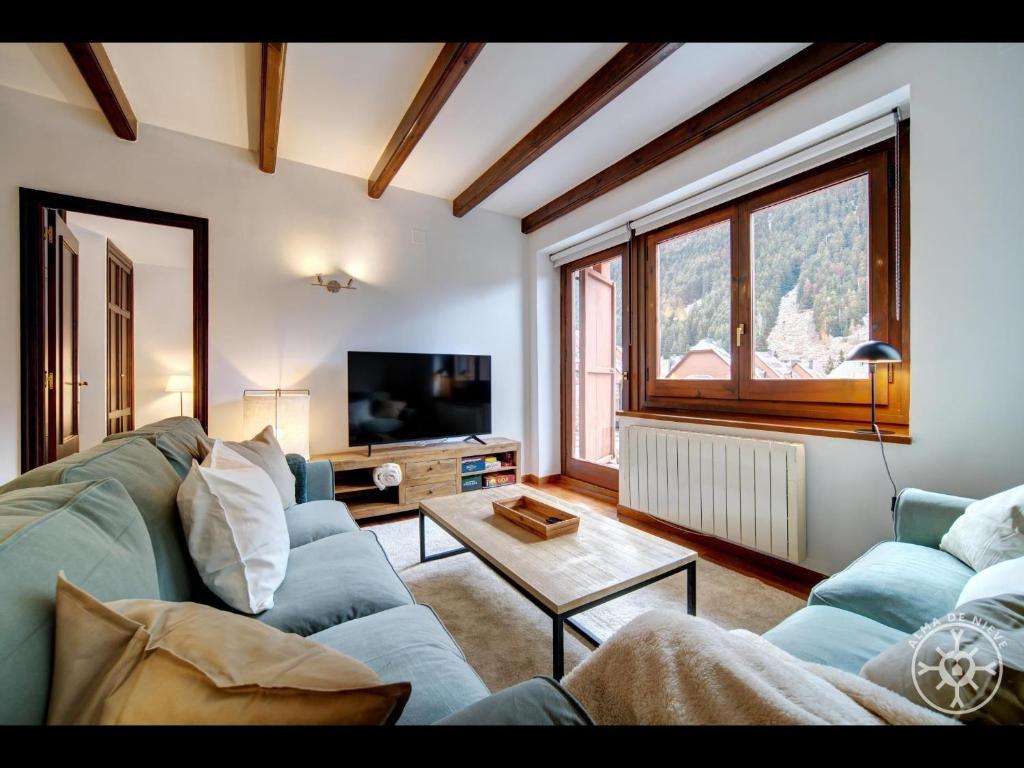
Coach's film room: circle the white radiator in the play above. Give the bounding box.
[619,425,806,563]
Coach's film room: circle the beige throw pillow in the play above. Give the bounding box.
[199,425,297,508]
[177,440,290,613]
[47,574,410,725]
[940,484,1024,572]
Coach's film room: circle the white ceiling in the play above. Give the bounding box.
[0,42,808,219]
[67,212,193,269]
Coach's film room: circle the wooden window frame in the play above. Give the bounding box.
[636,126,910,428]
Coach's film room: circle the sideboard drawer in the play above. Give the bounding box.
[405,480,458,503]
[405,459,457,485]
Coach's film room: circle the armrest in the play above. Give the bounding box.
[284,456,335,504]
[304,459,335,502]
[894,488,975,548]
[434,677,593,725]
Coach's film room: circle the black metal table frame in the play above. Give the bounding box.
[418,508,697,679]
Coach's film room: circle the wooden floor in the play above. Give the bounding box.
[362,477,819,600]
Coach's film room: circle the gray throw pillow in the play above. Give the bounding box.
[199,426,297,509]
[861,594,1024,725]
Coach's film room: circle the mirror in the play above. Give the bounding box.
[19,189,208,472]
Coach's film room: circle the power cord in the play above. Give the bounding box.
[872,423,899,516]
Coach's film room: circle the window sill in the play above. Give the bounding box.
[617,410,912,445]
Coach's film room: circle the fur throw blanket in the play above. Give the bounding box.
[562,610,956,725]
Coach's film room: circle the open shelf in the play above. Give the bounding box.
[335,481,378,495]
[460,465,518,478]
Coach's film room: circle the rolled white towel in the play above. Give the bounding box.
[372,462,403,491]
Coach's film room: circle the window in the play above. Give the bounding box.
[641,136,908,426]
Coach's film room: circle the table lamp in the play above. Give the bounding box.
[846,340,901,435]
[165,374,193,417]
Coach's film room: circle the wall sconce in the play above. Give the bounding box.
[311,274,355,293]
[242,389,311,458]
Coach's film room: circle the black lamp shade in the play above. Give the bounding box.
[846,340,902,363]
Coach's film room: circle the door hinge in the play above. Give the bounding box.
[44,225,54,244]
[44,371,55,390]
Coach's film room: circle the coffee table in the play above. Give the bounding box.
[418,484,697,679]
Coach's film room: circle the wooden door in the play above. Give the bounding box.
[46,211,81,461]
[106,241,135,435]
[581,264,616,463]
[561,247,624,492]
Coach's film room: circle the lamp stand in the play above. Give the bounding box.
[178,392,184,417]
[855,362,894,435]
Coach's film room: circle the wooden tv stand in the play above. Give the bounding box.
[312,438,521,521]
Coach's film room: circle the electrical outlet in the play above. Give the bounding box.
[411,228,426,246]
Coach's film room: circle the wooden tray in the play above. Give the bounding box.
[491,495,580,539]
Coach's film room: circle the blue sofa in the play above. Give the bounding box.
[0,417,590,726]
[763,488,978,673]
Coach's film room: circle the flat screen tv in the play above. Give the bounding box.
[348,351,492,447]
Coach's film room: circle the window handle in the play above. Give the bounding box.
[735,323,746,348]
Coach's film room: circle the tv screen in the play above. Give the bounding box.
[348,351,492,446]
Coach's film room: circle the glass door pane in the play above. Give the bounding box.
[569,253,623,481]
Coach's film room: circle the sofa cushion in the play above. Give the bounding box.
[105,416,208,479]
[285,500,359,548]
[861,593,1024,725]
[0,437,194,602]
[310,604,489,724]
[436,677,593,725]
[809,541,975,633]
[214,426,297,509]
[49,574,410,725]
[940,484,1024,572]
[255,530,414,636]
[0,480,159,725]
[762,605,908,674]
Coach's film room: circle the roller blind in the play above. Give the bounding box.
[630,113,897,236]
[548,224,630,268]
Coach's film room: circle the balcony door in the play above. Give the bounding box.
[561,246,624,491]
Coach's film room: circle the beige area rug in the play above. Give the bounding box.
[370,516,805,693]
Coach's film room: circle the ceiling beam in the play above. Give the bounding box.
[368,42,485,199]
[453,43,683,218]
[259,42,288,173]
[64,43,138,141]
[521,42,883,234]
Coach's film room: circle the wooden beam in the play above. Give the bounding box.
[521,42,883,234]
[453,43,682,218]
[64,43,138,141]
[368,42,485,199]
[259,42,287,174]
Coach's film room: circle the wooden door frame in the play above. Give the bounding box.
[560,245,627,491]
[106,240,135,435]
[19,187,209,473]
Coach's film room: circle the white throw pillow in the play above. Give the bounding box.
[940,484,1024,572]
[956,556,1024,607]
[177,441,289,613]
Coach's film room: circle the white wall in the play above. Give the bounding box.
[0,85,527,479]
[526,43,1024,574]
[67,224,107,450]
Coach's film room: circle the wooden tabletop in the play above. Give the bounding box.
[419,484,697,614]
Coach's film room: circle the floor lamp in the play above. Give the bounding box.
[846,340,902,513]
[165,374,193,417]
